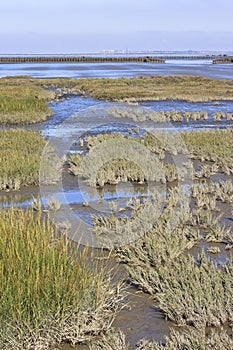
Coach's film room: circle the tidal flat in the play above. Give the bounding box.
[0,75,232,349]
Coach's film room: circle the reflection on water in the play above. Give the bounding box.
[0,60,233,79]
[21,95,233,140]
[0,181,150,209]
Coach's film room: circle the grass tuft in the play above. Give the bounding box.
[0,129,46,191]
[0,205,123,349]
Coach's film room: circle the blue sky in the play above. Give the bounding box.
[0,0,233,53]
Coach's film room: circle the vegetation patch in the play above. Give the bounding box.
[0,97,53,125]
[0,129,46,190]
[0,77,54,125]
[143,128,233,173]
[0,205,123,349]
[90,327,233,350]
[73,76,233,102]
[136,328,233,350]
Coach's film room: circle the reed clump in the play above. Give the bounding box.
[0,129,46,190]
[0,205,123,349]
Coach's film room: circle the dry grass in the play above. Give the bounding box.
[136,328,233,350]
[89,327,233,350]
[113,183,233,329]
[90,329,129,350]
[118,226,233,327]
[108,107,229,123]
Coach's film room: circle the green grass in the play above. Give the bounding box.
[0,206,122,349]
[0,97,53,125]
[0,129,46,190]
[0,77,54,125]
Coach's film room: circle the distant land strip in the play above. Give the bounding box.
[0,56,165,64]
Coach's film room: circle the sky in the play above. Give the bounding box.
[0,0,233,53]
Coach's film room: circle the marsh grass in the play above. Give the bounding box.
[69,152,177,187]
[72,76,233,102]
[0,97,53,125]
[0,129,46,190]
[181,128,233,171]
[191,180,233,204]
[68,133,181,186]
[0,205,123,349]
[3,75,233,109]
[0,77,54,125]
[143,128,233,172]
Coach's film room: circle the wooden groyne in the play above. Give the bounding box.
[1,55,232,64]
[0,56,165,64]
[213,57,233,64]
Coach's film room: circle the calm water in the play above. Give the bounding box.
[0,59,233,79]
[18,96,233,138]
